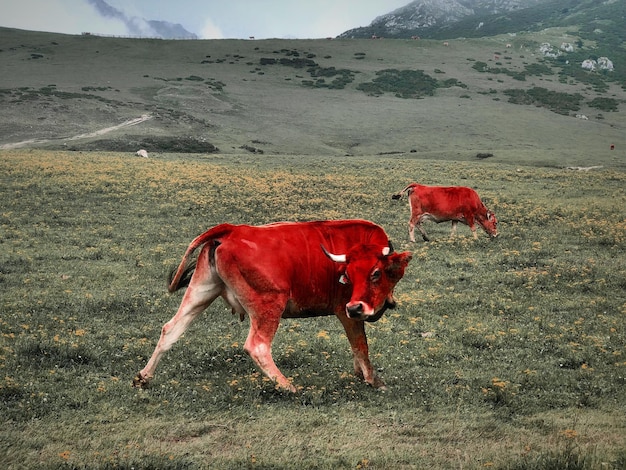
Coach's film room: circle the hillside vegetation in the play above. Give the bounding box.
[0,26,624,168]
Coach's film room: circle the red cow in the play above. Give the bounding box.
[133,220,412,392]
[392,183,498,242]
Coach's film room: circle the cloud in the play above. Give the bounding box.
[87,0,153,36]
[127,17,156,36]
[200,17,224,39]
[86,0,121,19]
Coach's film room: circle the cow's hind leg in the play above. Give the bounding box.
[416,223,430,242]
[337,314,385,389]
[409,219,430,242]
[408,220,416,242]
[133,246,222,388]
[242,295,295,392]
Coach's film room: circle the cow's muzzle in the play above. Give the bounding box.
[346,302,366,320]
[346,298,396,323]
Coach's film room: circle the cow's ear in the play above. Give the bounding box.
[385,251,412,281]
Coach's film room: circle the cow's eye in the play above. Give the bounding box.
[371,269,381,282]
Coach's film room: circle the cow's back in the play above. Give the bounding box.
[217,220,389,274]
[223,220,388,251]
[410,184,483,214]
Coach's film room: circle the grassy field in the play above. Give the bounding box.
[1,149,625,469]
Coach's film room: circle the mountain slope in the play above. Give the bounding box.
[0,26,624,169]
[338,0,625,40]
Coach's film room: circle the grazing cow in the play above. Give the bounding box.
[392,183,498,242]
[133,220,412,392]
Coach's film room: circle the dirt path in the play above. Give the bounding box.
[0,114,152,150]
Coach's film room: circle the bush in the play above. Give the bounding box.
[503,87,583,115]
[588,97,619,112]
[356,69,440,98]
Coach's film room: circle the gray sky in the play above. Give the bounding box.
[0,0,409,39]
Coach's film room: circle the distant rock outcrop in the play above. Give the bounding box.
[581,57,614,72]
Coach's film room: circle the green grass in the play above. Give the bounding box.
[1,150,625,469]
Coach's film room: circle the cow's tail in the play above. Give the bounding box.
[391,184,415,200]
[167,223,234,293]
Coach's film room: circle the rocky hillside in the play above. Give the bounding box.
[338,0,624,40]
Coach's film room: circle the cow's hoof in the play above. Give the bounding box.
[132,373,150,389]
[275,381,297,393]
[371,377,387,390]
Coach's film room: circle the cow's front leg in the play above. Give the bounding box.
[337,314,385,389]
[244,299,296,392]
[465,216,479,239]
[450,220,458,237]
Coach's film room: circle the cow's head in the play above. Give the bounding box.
[482,210,498,238]
[323,243,412,322]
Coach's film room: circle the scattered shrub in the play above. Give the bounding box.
[588,96,619,111]
[357,69,441,98]
[524,63,554,76]
[278,57,317,68]
[504,87,583,114]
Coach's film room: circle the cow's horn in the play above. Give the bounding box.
[321,245,346,263]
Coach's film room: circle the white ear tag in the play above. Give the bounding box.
[339,274,348,285]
